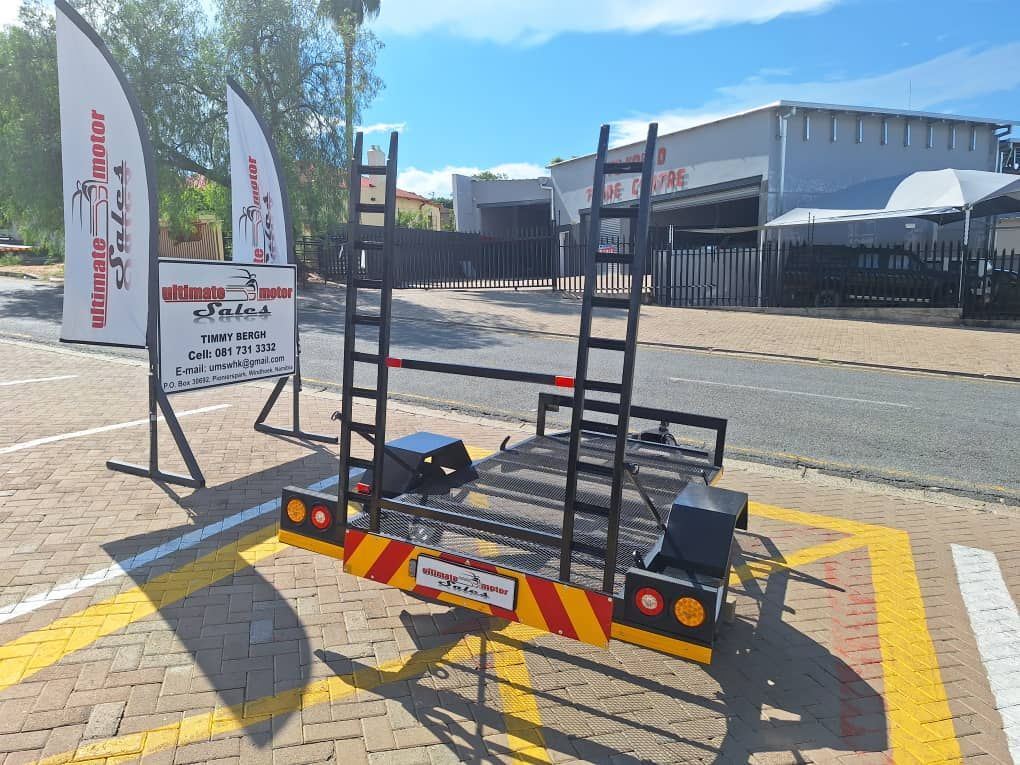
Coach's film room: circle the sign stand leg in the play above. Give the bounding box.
[253,346,337,444]
[107,367,206,488]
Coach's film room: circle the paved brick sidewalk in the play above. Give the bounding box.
[0,338,1017,764]
[359,289,1020,380]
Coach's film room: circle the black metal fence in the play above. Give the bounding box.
[289,224,1018,319]
[962,247,1020,320]
[295,224,555,289]
[650,245,774,307]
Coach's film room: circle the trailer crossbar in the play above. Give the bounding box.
[385,357,575,389]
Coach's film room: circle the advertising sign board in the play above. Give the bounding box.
[158,260,296,394]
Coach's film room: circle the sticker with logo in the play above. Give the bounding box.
[413,555,518,611]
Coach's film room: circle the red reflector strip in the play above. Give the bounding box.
[554,376,574,389]
[385,357,402,368]
[355,482,371,494]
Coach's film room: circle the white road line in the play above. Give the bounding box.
[0,473,340,623]
[667,376,916,408]
[0,404,231,455]
[0,374,78,387]
[952,544,1020,765]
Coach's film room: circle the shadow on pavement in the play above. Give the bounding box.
[312,528,887,763]
[0,280,63,326]
[101,451,339,749]
[298,284,514,354]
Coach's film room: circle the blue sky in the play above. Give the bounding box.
[4,0,1017,197]
[359,0,1020,196]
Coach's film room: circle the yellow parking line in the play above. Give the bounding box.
[729,535,868,586]
[743,501,962,763]
[0,525,286,694]
[30,622,541,765]
[491,631,551,764]
[867,528,962,763]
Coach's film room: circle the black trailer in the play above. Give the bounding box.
[279,126,749,661]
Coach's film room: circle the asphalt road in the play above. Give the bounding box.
[2,275,1018,503]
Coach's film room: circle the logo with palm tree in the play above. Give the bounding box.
[225,268,259,301]
[237,204,263,245]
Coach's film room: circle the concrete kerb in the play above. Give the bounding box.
[351,298,1020,384]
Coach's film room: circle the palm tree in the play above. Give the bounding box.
[318,0,381,163]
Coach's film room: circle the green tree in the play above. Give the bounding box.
[317,0,380,163]
[0,3,63,252]
[396,208,433,230]
[472,170,509,181]
[0,0,383,252]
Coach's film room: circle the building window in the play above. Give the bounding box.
[856,117,864,144]
[926,123,935,149]
[904,121,911,147]
[803,113,811,141]
[830,114,838,142]
[969,125,978,151]
[881,118,889,145]
[949,125,957,150]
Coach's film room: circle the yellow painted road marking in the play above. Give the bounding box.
[0,525,286,694]
[2,464,961,763]
[868,528,962,763]
[490,631,552,764]
[30,622,542,765]
[730,535,868,587]
[743,500,962,763]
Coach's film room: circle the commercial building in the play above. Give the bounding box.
[452,175,551,235]
[547,101,1015,246]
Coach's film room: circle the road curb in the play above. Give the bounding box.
[379,312,1020,385]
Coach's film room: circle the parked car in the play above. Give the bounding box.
[970,260,1020,314]
[780,246,959,308]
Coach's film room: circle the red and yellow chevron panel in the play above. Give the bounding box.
[343,529,614,647]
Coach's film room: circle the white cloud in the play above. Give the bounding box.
[398,162,547,198]
[372,0,837,44]
[357,122,406,135]
[611,43,1020,145]
[0,4,20,28]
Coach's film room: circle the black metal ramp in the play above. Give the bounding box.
[349,432,718,595]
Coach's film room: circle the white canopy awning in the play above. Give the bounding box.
[764,206,956,229]
[764,169,1020,243]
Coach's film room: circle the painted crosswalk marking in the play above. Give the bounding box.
[0,472,339,624]
[0,374,78,386]
[952,544,1020,765]
[0,403,230,455]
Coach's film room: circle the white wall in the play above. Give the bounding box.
[550,112,773,225]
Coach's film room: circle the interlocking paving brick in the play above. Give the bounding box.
[0,338,1017,763]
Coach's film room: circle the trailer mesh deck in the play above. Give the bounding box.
[349,431,719,594]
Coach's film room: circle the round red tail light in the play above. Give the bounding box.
[310,504,333,530]
[634,586,665,617]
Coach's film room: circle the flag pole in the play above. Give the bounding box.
[226,78,336,444]
[54,0,205,487]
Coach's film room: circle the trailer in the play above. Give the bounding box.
[278,126,749,662]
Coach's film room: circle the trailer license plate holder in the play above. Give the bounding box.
[413,555,518,611]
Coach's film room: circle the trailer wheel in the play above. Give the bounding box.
[814,289,841,308]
